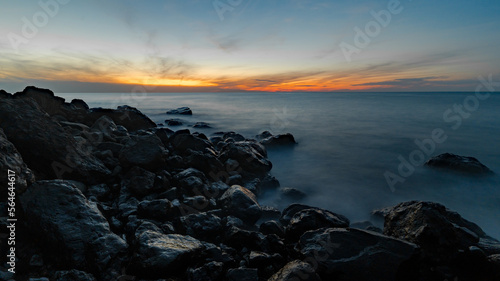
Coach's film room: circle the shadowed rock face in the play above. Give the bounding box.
[425,153,494,175]
[298,228,417,281]
[268,260,321,281]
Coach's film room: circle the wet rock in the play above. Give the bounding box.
[299,228,417,281]
[53,269,96,281]
[165,118,183,126]
[122,166,157,197]
[226,267,259,281]
[184,149,224,177]
[259,220,285,237]
[268,260,321,281]
[219,185,262,225]
[382,201,487,260]
[137,199,174,221]
[0,128,35,195]
[219,142,272,176]
[193,122,211,129]
[170,132,214,154]
[279,187,307,201]
[255,131,273,140]
[260,133,297,147]
[0,97,110,183]
[131,229,204,278]
[20,180,127,276]
[285,208,350,240]
[177,212,223,242]
[119,134,167,170]
[187,261,225,281]
[425,153,494,175]
[166,107,192,115]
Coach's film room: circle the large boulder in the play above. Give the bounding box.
[20,180,128,278]
[169,131,214,154]
[268,260,321,281]
[219,141,272,176]
[0,97,110,182]
[260,133,297,147]
[381,201,488,259]
[0,128,35,195]
[285,208,350,240]
[425,153,494,175]
[298,228,417,281]
[86,105,156,132]
[166,107,192,115]
[131,229,204,278]
[219,185,262,225]
[119,134,167,170]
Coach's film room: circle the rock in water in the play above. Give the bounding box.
[167,107,192,115]
[219,185,262,225]
[260,133,297,147]
[285,207,350,241]
[0,128,35,195]
[0,98,110,182]
[219,141,272,176]
[425,153,494,174]
[298,228,417,281]
[20,180,127,278]
[268,260,321,281]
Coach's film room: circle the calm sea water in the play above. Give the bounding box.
[59,92,500,239]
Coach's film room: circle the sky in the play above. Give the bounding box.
[0,0,499,93]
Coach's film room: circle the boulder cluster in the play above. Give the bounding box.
[0,87,499,281]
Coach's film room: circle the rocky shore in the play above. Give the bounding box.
[0,87,499,281]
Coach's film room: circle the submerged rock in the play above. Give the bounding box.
[165,118,183,126]
[167,107,192,115]
[425,153,494,175]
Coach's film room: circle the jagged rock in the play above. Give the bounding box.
[131,229,204,278]
[259,220,285,237]
[187,261,225,281]
[425,153,494,175]
[166,107,192,115]
[268,260,321,281]
[87,105,156,132]
[255,131,273,140]
[170,132,214,154]
[70,99,89,110]
[298,228,417,281]
[0,97,110,183]
[137,199,174,221]
[219,142,272,176]
[260,133,297,147]
[285,207,350,240]
[53,270,96,281]
[119,134,167,170]
[226,268,258,281]
[20,180,127,278]
[219,185,262,225]
[381,201,487,260]
[122,166,157,197]
[177,212,223,242]
[0,128,35,195]
[90,115,119,141]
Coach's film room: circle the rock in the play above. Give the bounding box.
[30,254,44,267]
[20,180,127,276]
[187,261,225,281]
[255,131,273,140]
[425,153,494,175]
[119,134,167,170]
[184,149,224,177]
[478,237,500,256]
[54,269,97,281]
[0,128,35,195]
[226,268,259,281]
[122,166,157,197]
[219,185,262,225]
[131,229,204,278]
[382,201,487,260]
[70,99,89,110]
[0,97,110,183]
[279,187,307,201]
[260,133,297,147]
[285,208,350,240]
[178,212,223,242]
[222,132,246,142]
[170,132,214,154]
[268,260,321,281]
[137,199,174,221]
[219,142,272,176]
[90,115,119,141]
[165,118,183,126]
[298,228,417,281]
[193,122,211,128]
[86,184,110,201]
[166,107,192,115]
[87,105,156,132]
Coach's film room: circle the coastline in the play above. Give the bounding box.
[1,86,499,281]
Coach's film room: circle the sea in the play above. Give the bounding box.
[58,91,500,239]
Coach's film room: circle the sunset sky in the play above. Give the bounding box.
[1,0,499,93]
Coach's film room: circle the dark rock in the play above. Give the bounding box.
[170,132,214,154]
[86,184,110,201]
[268,260,321,281]
[193,122,211,129]
[0,128,35,195]
[137,199,174,221]
[53,270,96,281]
[70,99,89,110]
[255,131,273,140]
[0,98,110,183]
[165,118,183,126]
[286,208,350,240]
[226,267,259,281]
[222,132,246,142]
[166,107,192,115]
[259,220,285,237]
[96,142,124,157]
[87,105,156,132]
[279,187,307,201]
[122,166,157,197]
[382,201,487,260]
[184,149,224,177]
[90,115,119,141]
[20,180,127,277]
[219,142,272,176]
[298,228,417,281]
[119,134,167,170]
[187,261,225,281]
[219,185,262,225]
[478,237,500,256]
[261,133,297,147]
[178,212,223,242]
[131,229,204,278]
[425,153,494,175]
